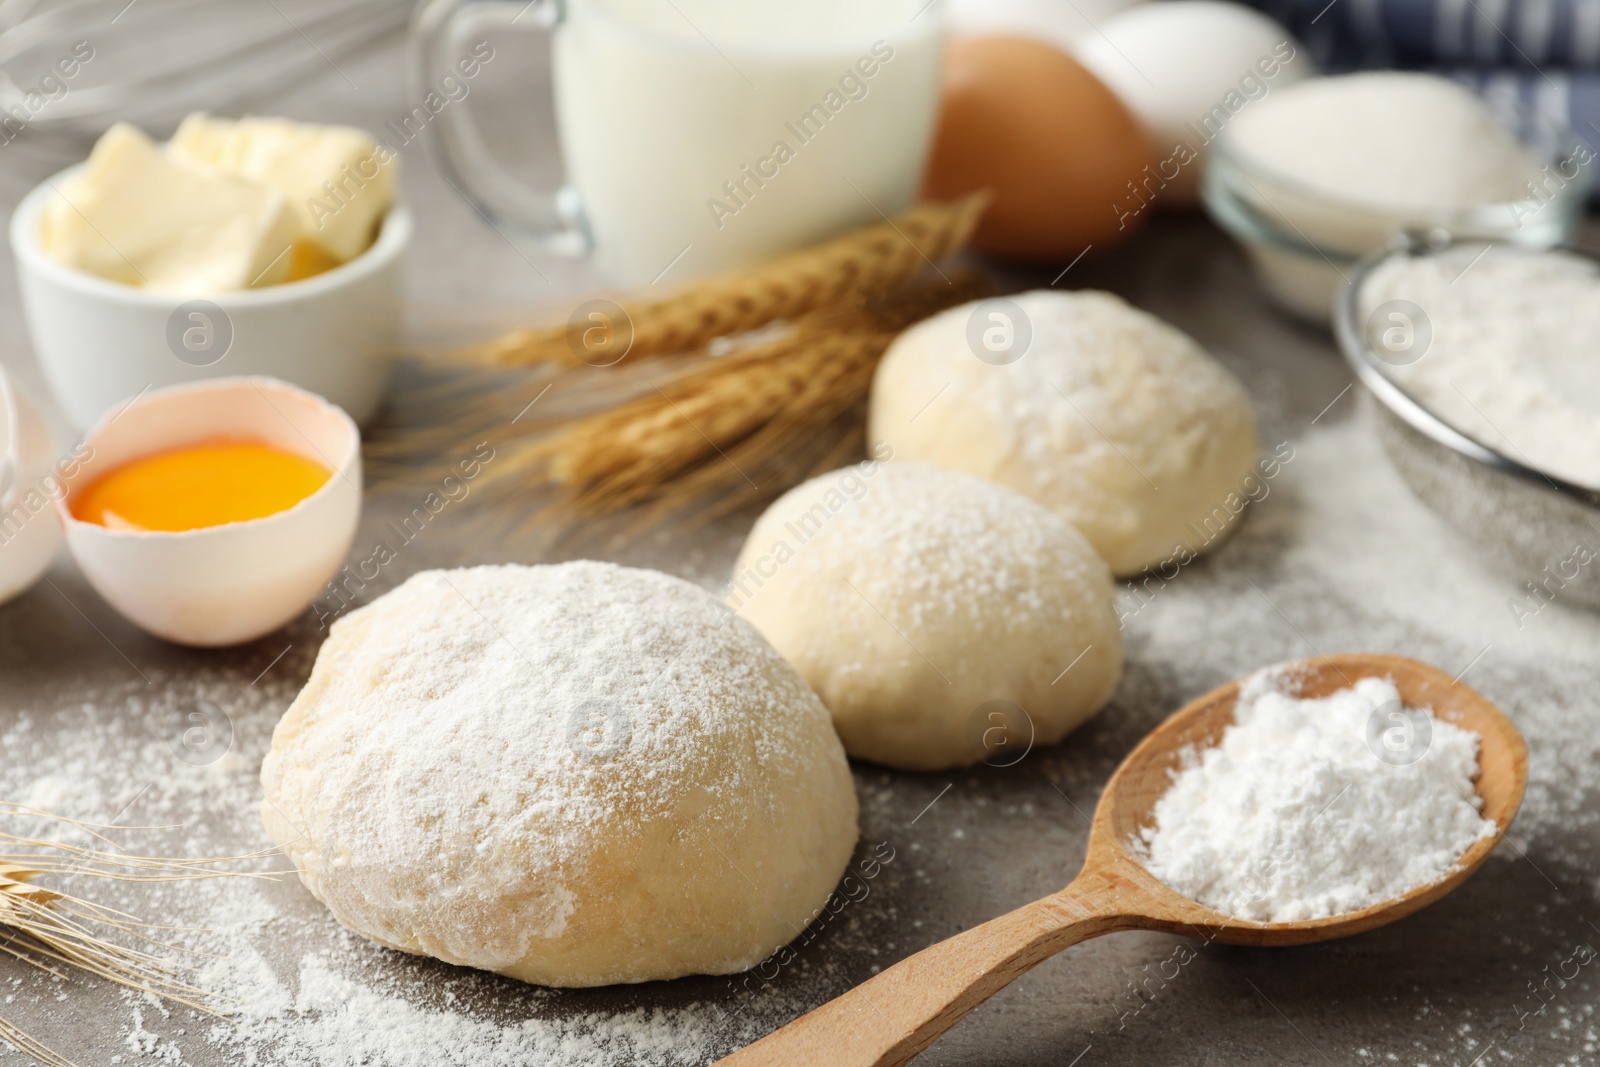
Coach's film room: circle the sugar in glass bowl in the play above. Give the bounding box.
[1203,74,1593,323]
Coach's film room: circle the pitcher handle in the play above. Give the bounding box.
[407,0,588,254]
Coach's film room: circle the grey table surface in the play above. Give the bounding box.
[2,23,1599,1067]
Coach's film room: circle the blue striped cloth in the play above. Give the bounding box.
[1451,67,1600,150]
[1247,0,1600,69]
[1245,0,1600,159]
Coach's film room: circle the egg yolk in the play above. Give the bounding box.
[70,440,332,533]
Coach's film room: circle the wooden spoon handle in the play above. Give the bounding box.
[715,867,1138,1067]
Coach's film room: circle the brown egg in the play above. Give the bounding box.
[922,35,1154,260]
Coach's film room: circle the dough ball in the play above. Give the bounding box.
[869,290,1260,576]
[729,461,1122,771]
[260,562,857,987]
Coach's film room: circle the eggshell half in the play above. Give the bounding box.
[57,377,360,646]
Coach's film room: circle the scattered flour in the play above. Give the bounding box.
[2,411,1599,1061]
[1139,668,1496,923]
[0,665,799,1065]
[207,950,751,1067]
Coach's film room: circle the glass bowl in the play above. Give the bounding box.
[1205,94,1593,323]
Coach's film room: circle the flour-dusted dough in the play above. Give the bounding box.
[869,290,1261,576]
[260,562,858,987]
[729,462,1123,771]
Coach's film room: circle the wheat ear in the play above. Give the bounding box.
[457,192,990,368]
[0,806,278,1067]
[511,272,985,517]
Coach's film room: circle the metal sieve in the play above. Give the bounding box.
[1332,236,1600,609]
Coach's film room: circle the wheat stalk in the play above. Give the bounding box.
[371,272,986,527]
[457,193,990,368]
[0,1019,74,1067]
[501,271,986,519]
[0,806,276,1067]
[370,197,990,523]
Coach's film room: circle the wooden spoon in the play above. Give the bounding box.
[715,653,1527,1067]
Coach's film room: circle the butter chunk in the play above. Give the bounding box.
[40,123,298,293]
[171,114,395,262]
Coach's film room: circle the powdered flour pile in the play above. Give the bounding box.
[1139,667,1496,923]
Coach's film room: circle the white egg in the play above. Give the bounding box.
[1073,0,1312,203]
[56,377,360,647]
[947,0,1147,51]
[0,367,63,605]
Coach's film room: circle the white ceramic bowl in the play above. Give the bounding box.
[0,365,63,604]
[10,164,410,432]
[55,377,360,647]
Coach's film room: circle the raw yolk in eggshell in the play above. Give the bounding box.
[70,440,331,533]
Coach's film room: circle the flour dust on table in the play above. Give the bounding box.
[0,663,821,1065]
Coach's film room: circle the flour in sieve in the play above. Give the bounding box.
[1360,244,1600,489]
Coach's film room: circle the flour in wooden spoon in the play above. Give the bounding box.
[1139,667,1496,923]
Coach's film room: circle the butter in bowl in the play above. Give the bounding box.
[11,113,410,430]
[40,114,393,292]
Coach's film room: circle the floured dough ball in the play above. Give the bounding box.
[869,290,1260,576]
[729,461,1122,771]
[260,562,857,987]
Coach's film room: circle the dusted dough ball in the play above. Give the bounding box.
[869,290,1260,576]
[260,562,857,987]
[729,462,1122,771]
